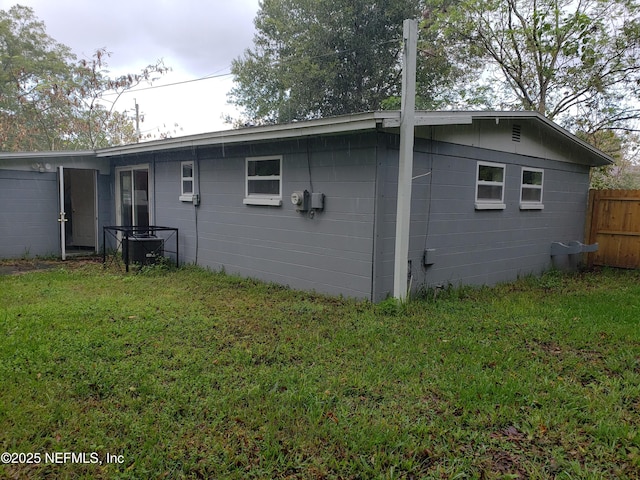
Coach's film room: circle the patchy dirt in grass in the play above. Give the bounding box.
[0,257,101,275]
[0,260,58,275]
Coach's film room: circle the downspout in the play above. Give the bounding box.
[393,19,418,301]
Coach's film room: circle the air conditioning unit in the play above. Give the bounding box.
[123,236,164,265]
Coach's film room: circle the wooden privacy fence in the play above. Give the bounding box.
[585,189,640,269]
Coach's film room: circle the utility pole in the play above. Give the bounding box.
[134,99,141,142]
[393,19,418,301]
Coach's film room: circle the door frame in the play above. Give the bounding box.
[58,166,99,259]
[58,166,67,260]
[115,164,154,227]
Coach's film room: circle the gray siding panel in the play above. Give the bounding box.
[149,134,378,299]
[154,159,198,264]
[0,170,59,258]
[372,139,592,301]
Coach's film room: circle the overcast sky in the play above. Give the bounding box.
[0,0,262,138]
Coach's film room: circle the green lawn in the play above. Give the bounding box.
[1,262,639,479]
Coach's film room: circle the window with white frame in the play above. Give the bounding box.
[520,167,544,209]
[475,161,506,210]
[243,156,282,206]
[180,160,194,201]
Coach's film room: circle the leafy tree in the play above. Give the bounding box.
[69,48,168,149]
[229,0,456,124]
[0,5,75,150]
[422,0,640,136]
[0,5,168,151]
[587,131,640,189]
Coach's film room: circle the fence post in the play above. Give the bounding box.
[584,189,597,268]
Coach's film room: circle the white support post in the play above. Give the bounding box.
[393,19,418,301]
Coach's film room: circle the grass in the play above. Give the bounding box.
[0,262,639,479]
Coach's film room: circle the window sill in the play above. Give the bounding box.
[520,203,544,210]
[179,194,194,202]
[475,202,506,210]
[243,197,282,206]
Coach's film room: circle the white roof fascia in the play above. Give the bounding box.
[0,150,111,174]
[0,150,95,160]
[97,112,391,158]
[382,112,473,128]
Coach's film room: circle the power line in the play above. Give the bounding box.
[103,70,233,96]
[94,34,407,136]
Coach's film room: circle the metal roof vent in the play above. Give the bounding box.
[512,124,522,142]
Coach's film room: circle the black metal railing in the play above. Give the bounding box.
[103,226,179,272]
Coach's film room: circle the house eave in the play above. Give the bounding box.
[96,112,394,158]
[0,150,95,160]
[382,112,473,128]
[0,149,110,173]
[0,110,613,168]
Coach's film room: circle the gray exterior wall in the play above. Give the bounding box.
[372,137,591,301]
[0,169,59,258]
[152,151,199,265]
[0,167,112,259]
[147,133,380,299]
[97,171,114,244]
[1,116,596,301]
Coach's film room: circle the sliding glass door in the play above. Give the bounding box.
[116,165,152,230]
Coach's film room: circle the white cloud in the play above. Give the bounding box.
[0,0,261,136]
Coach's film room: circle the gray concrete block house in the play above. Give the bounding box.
[0,111,612,301]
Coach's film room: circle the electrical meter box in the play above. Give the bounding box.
[311,192,325,210]
[291,190,310,212]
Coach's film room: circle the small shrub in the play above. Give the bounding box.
[137,256,175,275]
[376,297,407,316]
